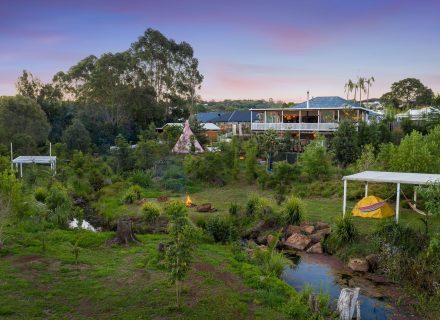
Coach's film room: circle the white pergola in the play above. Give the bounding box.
[342,171,440,223]
[12,156,57,177]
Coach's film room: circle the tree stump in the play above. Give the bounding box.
[108,218,138,245]
[308,293,320,313]
[337,287,360,320]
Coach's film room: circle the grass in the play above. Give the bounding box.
[189,181,440,236]
[0,227,288,319]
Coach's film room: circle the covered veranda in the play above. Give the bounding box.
[342,171,440,223]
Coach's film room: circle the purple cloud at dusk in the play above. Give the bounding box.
[1,0,439,102]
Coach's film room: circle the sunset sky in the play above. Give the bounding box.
[1,0,440,102]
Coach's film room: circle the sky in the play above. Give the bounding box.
[1,0,440,102]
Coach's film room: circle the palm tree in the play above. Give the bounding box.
[366,76,375,102]
[357,77,366,104]
[344,79,355,100]
[353,82,358,102]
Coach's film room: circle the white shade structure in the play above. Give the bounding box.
[342,171,440,223]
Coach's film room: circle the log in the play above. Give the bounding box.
[337,287,360,320]
[108,218,138,245]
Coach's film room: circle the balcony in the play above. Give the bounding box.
[251,122,339,131]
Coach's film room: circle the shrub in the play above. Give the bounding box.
[46,184,70,211]
[229,202,239,217]
[141,202,161,222]
[374,221,426,254]
[333,216,358,247]
[48,204,70,228]
[251,232,291,277]
[246,195,260,217]
[184,153,226,184]
[205,215,232,243]
[129,170,153,188]
[284,296,312,318]
[299,139,332,179]
[282,196,305,225]
[244,138,258,183]
[122,185,142,204]
[34,187,49,203]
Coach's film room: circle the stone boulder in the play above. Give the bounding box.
[196,203,212,212]
[366,254,380,273]
[310,228,331,244]
[284,225,302,238]
[267,234,274,246]
[315,221,330,230]
[284,233,312,251]
[348,258,369,272]
[256,235,267,245]
[301,224,315,235]
[306,242,323,254]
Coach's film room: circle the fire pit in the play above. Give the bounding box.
[185,195,196,207]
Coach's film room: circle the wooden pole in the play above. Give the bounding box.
[396,183,401,224]
[20,163,23,178]
[343,179,347,217]
[10,142,13,170]
[413,188,417,208]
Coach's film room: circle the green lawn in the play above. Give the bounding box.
[189,181,440,235]
[0,228,287,319]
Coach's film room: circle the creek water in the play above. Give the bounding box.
[282,253,394,319]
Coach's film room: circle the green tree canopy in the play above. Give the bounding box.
[61,119,91,152]
[0,96,50,148]
[331,120,359,167]
[381,78,433,109]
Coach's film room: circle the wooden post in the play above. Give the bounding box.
[396,183,401,224]
[20,162,23,178]
[343,179,347,217]
[365,182,368,197]
[10,142,13,170]
[337,287,360,320]
[337,109,340,122]
[318,110,320,131]
[413,189,417,208]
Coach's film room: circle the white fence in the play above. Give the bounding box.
[251,122,339,131]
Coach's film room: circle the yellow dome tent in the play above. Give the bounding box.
[352,195,394,219]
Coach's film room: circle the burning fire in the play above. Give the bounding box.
[185,195,193,207]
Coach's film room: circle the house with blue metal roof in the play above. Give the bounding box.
[250,95,380,151]
[195,110,257,136]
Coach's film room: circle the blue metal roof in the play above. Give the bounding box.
[195,112,223,122]
[196,110,256,123]
[292,96,365,109]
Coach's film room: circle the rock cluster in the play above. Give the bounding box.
[281,222,331,254]
[348,254,380,273]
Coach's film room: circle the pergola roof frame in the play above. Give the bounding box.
[342,170,440,223]
[10,143,56,177]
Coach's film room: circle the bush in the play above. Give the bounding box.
[246,195,260,217]
[333,216,358,247]
[299,139,332,179]
[122,185,142,204]
[129,170,153,188]
[204,215,232,243]
[282,196,305,225]
[184,153,226,184]
[229,202,239,217]
[141,202,161,222]
[34,187,49,203]
[46,184,70,211]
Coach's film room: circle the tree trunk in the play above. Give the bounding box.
[337,287,360,320]
[108,218,138,245]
